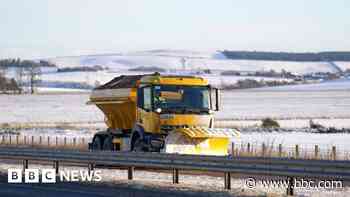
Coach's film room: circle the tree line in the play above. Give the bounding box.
[221,51,350,62]
[0,58,48,94]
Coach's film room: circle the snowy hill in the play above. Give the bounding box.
[27,50,349,92]
[46,50,342,74]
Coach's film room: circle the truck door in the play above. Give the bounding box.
[137,86,159,133]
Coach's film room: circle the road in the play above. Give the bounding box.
[0,175,238,197]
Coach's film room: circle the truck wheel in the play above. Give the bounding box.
[103,136,114,151]
[132,138,145,152]
[92,136,102,151]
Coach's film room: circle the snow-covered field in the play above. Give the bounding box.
[36,87,90,93]
[39,71,293,89]
[334,61,350,72]
[1,90,349,126]
[238,131,350,157]
[1,88,350,161]
[0,93,102,124]
[251,78,350,91]
[218,90,350,120]
[217,118,350,129]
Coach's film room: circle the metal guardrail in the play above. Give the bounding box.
[0,147,349,195]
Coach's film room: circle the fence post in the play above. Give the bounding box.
[128,167,134,180]
[278,144,282,157]
[314,145,319,159]
[262,143,266,157]
[88,163,94,174]
[224,172,231,190]
[23,160,28,173]
[332,146,337,160]
[54,161,59,174]
[247,143,251,156]
[172,169,179,184]
[286,177,294,196]
[295,145,299,159]
[231,142,235,156]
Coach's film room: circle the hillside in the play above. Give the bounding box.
[45,50,348,74]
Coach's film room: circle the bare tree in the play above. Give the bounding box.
[15,67,25,94]
[0,66,7,93]
[26,65,42,94]
[9,78,20,94]
[0,65,7,78]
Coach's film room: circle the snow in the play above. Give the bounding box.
[46,50,341,74]
[39,71,292,88]
[1,90,349,127]
[217,118,350,129]
[3,50,350,92]
[238,131,350,158]
[3,50,347,92]
[334,61,350,72]
[36,87,90,93]
[250,78,350,91]
[217,90,350,120]
[0,93,102,124]
[200,74,293,88]
[40,71,140,86]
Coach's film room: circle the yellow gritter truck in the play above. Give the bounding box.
[88,73,239,155]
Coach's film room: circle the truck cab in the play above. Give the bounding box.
[132,75,221,152]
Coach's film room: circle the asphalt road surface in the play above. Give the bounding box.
[0,176,237,197]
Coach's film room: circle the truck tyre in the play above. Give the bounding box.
[103,136,114,151]
[132,138,145,152]
[92,136,102,151]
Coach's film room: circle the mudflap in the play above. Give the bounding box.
[88,142,93,150]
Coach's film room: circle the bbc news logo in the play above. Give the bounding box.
[8,168,102,183]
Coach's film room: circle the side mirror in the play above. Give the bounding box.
[214,88,220,111]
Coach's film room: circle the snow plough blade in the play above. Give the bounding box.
[164,127,240,156]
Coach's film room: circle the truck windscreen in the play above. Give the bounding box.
[153,85,210,113]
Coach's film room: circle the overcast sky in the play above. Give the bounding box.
[0,0,349,59]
